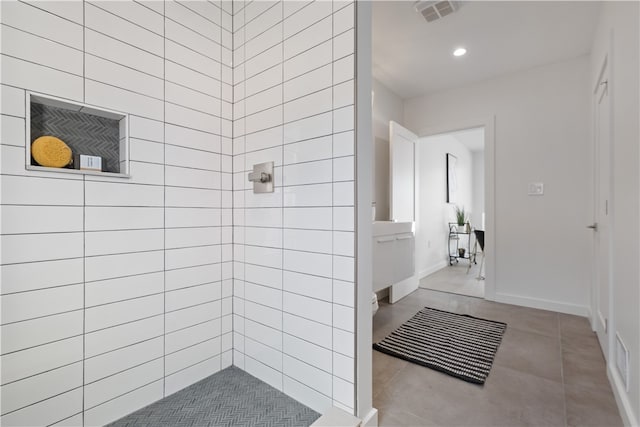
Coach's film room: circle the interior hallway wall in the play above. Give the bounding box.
[231,0,357,414]
[471,150,485,230]
[372,78,404,221]
[1,1,233,425]
[405,55,592,315]
[415,134,473,278]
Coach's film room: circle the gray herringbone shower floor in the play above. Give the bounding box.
[108,366,320,427]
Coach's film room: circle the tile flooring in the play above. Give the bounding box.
[373,288,623,426]
[419,260,485,299]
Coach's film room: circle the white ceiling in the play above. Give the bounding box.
[373,1,602,99]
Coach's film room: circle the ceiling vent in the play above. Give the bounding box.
[414,1,458,22]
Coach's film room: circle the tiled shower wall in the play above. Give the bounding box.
[231,0,356,414]
[1,1,234,425]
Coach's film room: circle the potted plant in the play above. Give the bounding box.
[458,247,466,258]
[454,206,467,232]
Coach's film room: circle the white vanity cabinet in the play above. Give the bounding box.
[372,222,415,292]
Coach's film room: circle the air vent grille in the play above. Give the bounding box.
[415,1,458,22]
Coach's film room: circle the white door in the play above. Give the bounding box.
[389,121,418,302]
[593,64,611,358]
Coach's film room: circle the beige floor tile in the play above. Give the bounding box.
[565,383,623,427]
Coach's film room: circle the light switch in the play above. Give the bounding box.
[528,182,544,196]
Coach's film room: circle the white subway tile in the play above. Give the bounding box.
[333,376,354,408]
[166,165,221,189]
[166,226,222,249]
[246,23,282,61]
[333,80,354,109]
[1,336,82,385]
[1,362,82,415]
[85,182,163,207]
[165,318,221,354]
[283,333,331,372]
[244,282,282,310]
[1,115,24,147]
[283,229,332,254]
[333,352,354,382]
[130,116,164,143]
[244,207,282,228]
[166,207,221,228]
[244,264,282,289]
[284,64,331,103]
[246,64,282,98]
[1,1,83,49]
[244,318,282,351]
[333,54,354,84]
[85,207,163,231]
[85,250,164,282]
[333,280,354,307]
[84,337,164,384]
[84,380,162,427]
[284,40,331,81]
[245,2,281,41]
[284,0,311,18]
[333,231,354,257]
[166,82,222,117]
[166,300,222,333]
[85,229,163,257]
[86,80,163,121]
[284,292,331,326]
[1,258,82,295]
[245,105,282,134]
[22,0,83,24]
[166,103,221,135]
[244,245,282,269]
[333,130,354,157]
[165,1,221,44]
[1,25,82,76]
[284,88,332,123]
[1,206,82,235]
[245,45,282,79]
[166,336,222,375]
[283,136,331,165]
[179,0,222,28]
[166,282,222,312]
[283,313,331,349]
[245,86,282,116]
[245,356,282,391]
[283,375,332,415]
[84,358,163,409]
[333,304,354,333]
[333,28,354,59]
[0,388,82,427]
[166,124,222,153]
[333,328,354,357]
[284,0,331,39]
[244,300,282,330]
[245,126,283,152]
[89,1,163,35]
[166,145,221,171]
[85,3,163,56]
[85,294,164,333]
[85,29,163,79]
[1,233,82,265]
[245,337,282,371]
[244,1,277,24]
[283,270,331,302]
[283,249,331,278]
[283,207,332,230]
[283,354,331,396]
[333,181,354,206]
[1,55,83,102]
[283,159,331,186]
[284,111,332,144]
[1,85,25,117]
[165,245,222,270]
[85,316,163,358]
[166,39,221,81]
[283,183,332,207]
[334,2,355,35]
[1,311,82,354]
[85,272,164,308]
[165,356,221,396]
[244,226,282,247]
[284,16,331,60]
[165,263,222,291]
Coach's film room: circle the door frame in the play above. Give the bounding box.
[416,117,496,301]
[591,51,614,361]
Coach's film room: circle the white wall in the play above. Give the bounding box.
[415,134,473,278]
[372,78,404,221]
[405,55,592,315]
[231,0,356,415]
[1,1,234,425]
[472,151,485,230]
[590,2,640,424]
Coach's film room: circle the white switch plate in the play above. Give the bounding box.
[528,182,544,196]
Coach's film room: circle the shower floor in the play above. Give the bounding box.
[108,366,320,427]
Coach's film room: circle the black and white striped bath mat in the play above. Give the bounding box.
[373,307,507,384]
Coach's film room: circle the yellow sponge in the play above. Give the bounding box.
[31,136,72,168]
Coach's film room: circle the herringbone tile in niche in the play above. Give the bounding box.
[108,367,321,427]
[30,103,120,172]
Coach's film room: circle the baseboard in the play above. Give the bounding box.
[608,364,639,427]
[493,292,590,316]
[361,408,378,427]
[419,260,448,280]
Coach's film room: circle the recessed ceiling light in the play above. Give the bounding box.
[453,47,467,57]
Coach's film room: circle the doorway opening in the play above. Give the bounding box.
[416,126,486,299]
